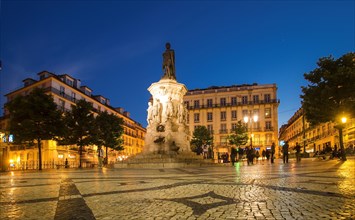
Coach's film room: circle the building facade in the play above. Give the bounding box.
[0,71,145,170]
[184,83,280,160]
[279,108,355,155]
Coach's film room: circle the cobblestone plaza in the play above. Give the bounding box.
[0,158,354,220]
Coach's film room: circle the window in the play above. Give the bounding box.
[60,86,65,96]
[207,99,213,107]
[220,111,226,121]
[253,95,259,103]
[71,92,76,102]
[220,124,227,133]
[231,110,237,120]
[231,97,237,105]
[242,96,248,104]
[207,112,213,122]
[265,121,272,130]
[66,79,73,87]
[265,108,271,118]
[264,94,271,103]
[253,109,259,117]
[220,98,226,106]
[231,123,237,130]
[184,101,189,109]
[194,113,200,123]
[220,136,227,145]
[194,100,200,108]
[242,110,248,118]
[207,125,213,134]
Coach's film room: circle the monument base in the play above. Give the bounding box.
[114,152,215,168]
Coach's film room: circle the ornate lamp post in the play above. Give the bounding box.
[243,112,258,148]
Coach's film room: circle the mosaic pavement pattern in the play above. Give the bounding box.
[0,157,354,220]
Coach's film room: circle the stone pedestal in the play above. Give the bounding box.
[144,78,190,154]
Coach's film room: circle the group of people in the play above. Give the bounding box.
[228,143,276,166]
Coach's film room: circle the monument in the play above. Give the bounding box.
[115,43,213,168]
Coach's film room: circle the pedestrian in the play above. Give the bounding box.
[98,146,104,168]
[238,147,244,162]
[283,141,289,163]
[65,158,69,168]
[271,142,275,163]
[262,149,266,161]
[294,142,301,162]
[246,146,255,165]
[230,147,237,166]
[266,149,270,160]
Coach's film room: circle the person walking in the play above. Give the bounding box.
[230,147,237,166]
[283,141,289,163]
[294,142,301,162]
[271,142,275,163]
[262,149,266,161]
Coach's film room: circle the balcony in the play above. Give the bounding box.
[219,129,228,134]
[187,99,280,110]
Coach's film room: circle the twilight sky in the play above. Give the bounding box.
[0,0,354,129]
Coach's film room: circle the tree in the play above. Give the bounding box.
[6,88,64,170]
[190,126,213,155]
[228,121,248,148]
[301,52,355,161]
[59,99,95,168]
[93,111,124,164]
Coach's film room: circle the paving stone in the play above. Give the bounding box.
[0,158,354,219]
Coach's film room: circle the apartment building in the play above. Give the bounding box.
[279,108,355,155]
[184,83,280,159]
[0,71,145,170]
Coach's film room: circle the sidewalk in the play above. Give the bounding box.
[0,157,354,219]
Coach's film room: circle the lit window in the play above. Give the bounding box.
[265,108,271,118]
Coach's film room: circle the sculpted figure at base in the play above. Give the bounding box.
[152,99,162,124]
[147,101,153,125]
[162,42,176,80]
[165,97,174,122]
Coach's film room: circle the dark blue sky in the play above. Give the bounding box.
[1,0,354,128]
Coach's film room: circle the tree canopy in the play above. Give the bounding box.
[59,99,96,168]
[6,87,64,170]
[228,121,248,147]
[190,126,213,154]
[301,52,355,125]
[301,52,354,161]
[93,111,124,160]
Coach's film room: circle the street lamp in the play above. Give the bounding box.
[338,116,347,161]
[243,112,258,148]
